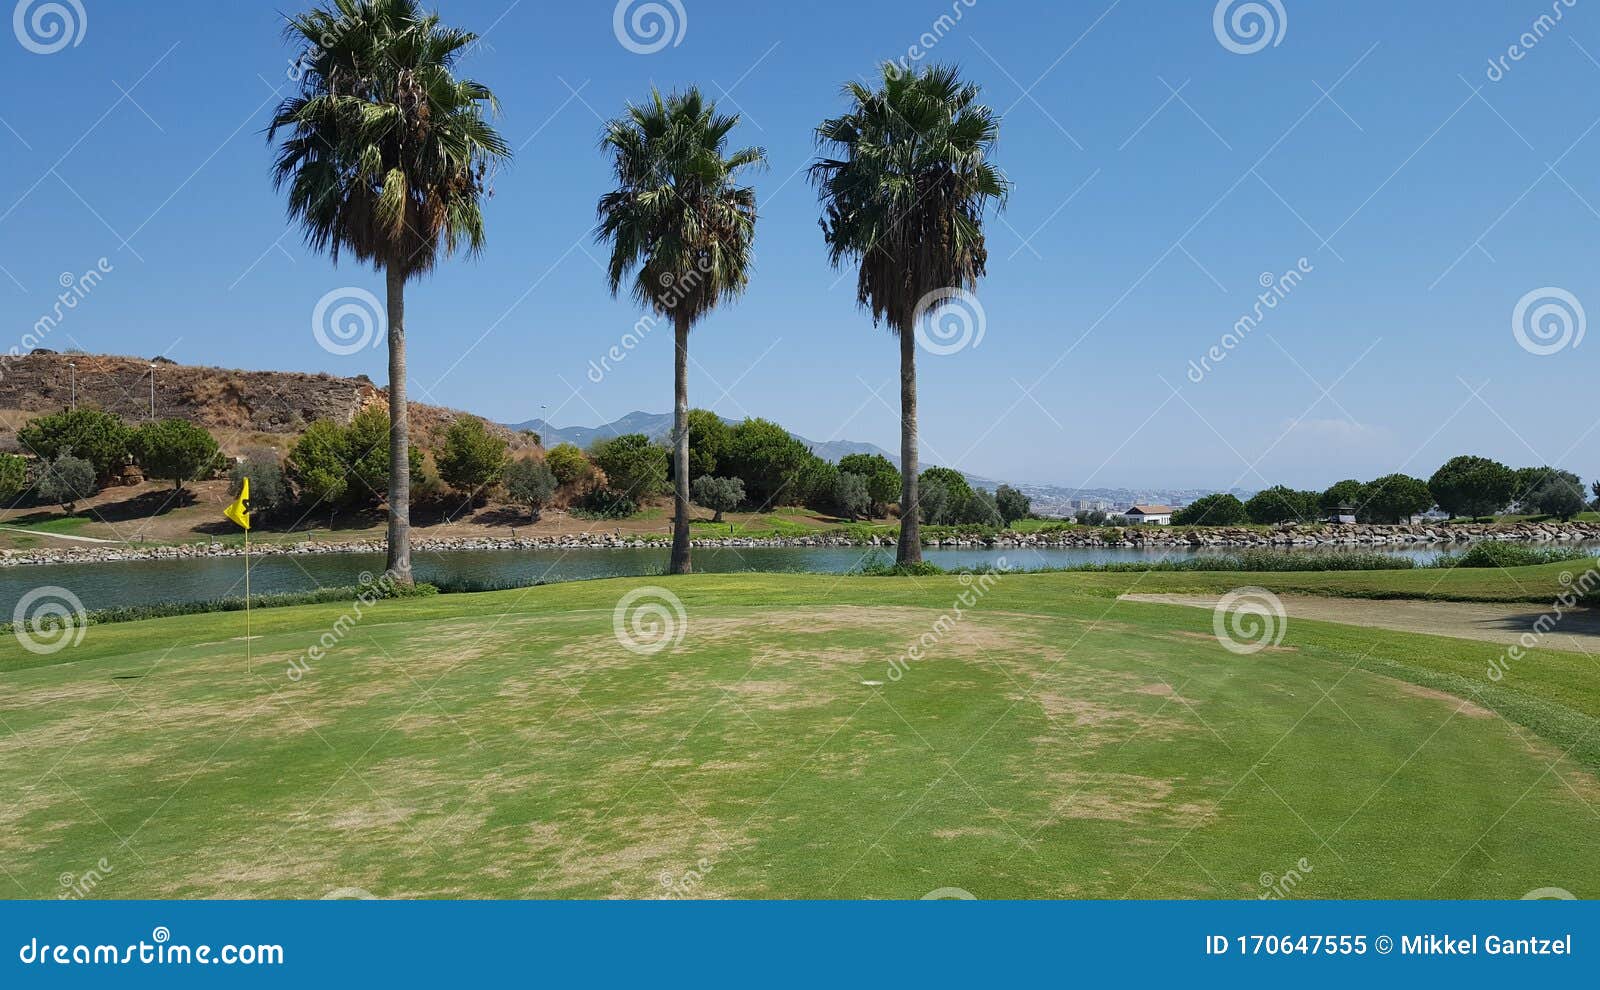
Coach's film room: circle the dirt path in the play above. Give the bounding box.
[1120,593,1600,652]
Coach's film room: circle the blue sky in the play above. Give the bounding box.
[1,0,1597,490]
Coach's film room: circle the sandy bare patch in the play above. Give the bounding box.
[1044,772,1215,825]
[1385,678,1495,719]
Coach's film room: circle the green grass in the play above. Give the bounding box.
[1,569,1595,899]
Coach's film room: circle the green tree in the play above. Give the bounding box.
[1320,479,1367,513]
[18,409,130,481]
[919,479,953,525]
[37,453,98,514]
[0,453,27,502]
[597,88,764,576]
[1361,473,1433,523]
[724,418,812,509]
[813,64,1008,565]
[838,453,900,517]
[686,409,733,480]
[231,448,287,521]
[1525,472,1587,520]
[344,406,423,507]
[691,475,744,523]
[1172,493,1248,526]
[590,434,669,501]
[1429,455,1516,519]
[270,0,511,585]
[287,420,350,511]
[503,458,557,521]
[963,487,1003,525]
[544,443,589,486]
[995,484,1030,526]
[130,419,219,492]
[918,467,974,521]
[832,472,871,522]
[1244,486,1318,524]
[436,416,509,497]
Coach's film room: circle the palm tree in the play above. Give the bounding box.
[811,64,1007,566]
[269,0,510,585]
[596,88,764,575]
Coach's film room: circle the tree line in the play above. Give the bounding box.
[1159,455,1591,527]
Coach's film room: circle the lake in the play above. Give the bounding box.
[0,542,1499,613]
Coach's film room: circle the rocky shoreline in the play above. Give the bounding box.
[3,520,1598,569]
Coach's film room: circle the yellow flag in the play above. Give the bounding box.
[224,477,251,531]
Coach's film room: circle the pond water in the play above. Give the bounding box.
[0,541,1516,613]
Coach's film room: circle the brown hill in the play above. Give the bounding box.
[0,352,531,455]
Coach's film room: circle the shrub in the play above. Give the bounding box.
[859,555,946,577]
[724,418,813,508]
[343,406,423,507]
[919,478,953,525]
[503,458,557,521]
[130,418,220,491]
[963,487,1003,526]
[690,475,744,522]
[286,420,349,509]
[36,453,98,514]
[18,409,130,480]
[1172,493,1247,526]
[572,486,639,519]
[589,434,668,501]
[1431,542,1592,569]
[287,411,421,511]
[544,443,590,485]
[686,409,733,479]
[436,416,509,496]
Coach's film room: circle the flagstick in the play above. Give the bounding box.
[244,526,251,673]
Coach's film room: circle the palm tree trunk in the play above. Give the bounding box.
[897,328,922,566]
[670,314,692,575]
[384,264,414,587]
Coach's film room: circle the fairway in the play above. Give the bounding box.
[2,571,1597,899]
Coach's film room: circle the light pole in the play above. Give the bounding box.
[68,361,76,410]
[148,363,156,420]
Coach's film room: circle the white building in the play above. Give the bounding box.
[1122,505,1174,525]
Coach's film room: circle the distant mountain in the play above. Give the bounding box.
[507,411,898,466]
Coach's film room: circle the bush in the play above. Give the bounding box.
[18,409,130,480]
[130,418,219,491]
[287,411,422,511]
[544,443,590,486]
[589,434,668,501]
[503,458,557,521]
[230,449,287,521]
[436,416,509,497]
[919,479,953,525]
[858,554,946,577]
[1074,509,1109,526]
[343,406,424,507]
[1430,542,1593,569]
[1172,493,1248,526]
[690,475,744,522]
[963,487,1003,526]
[686,409,733,479]
[286,420,350,509]
[572,486,639,519]
[36,453,98,513]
